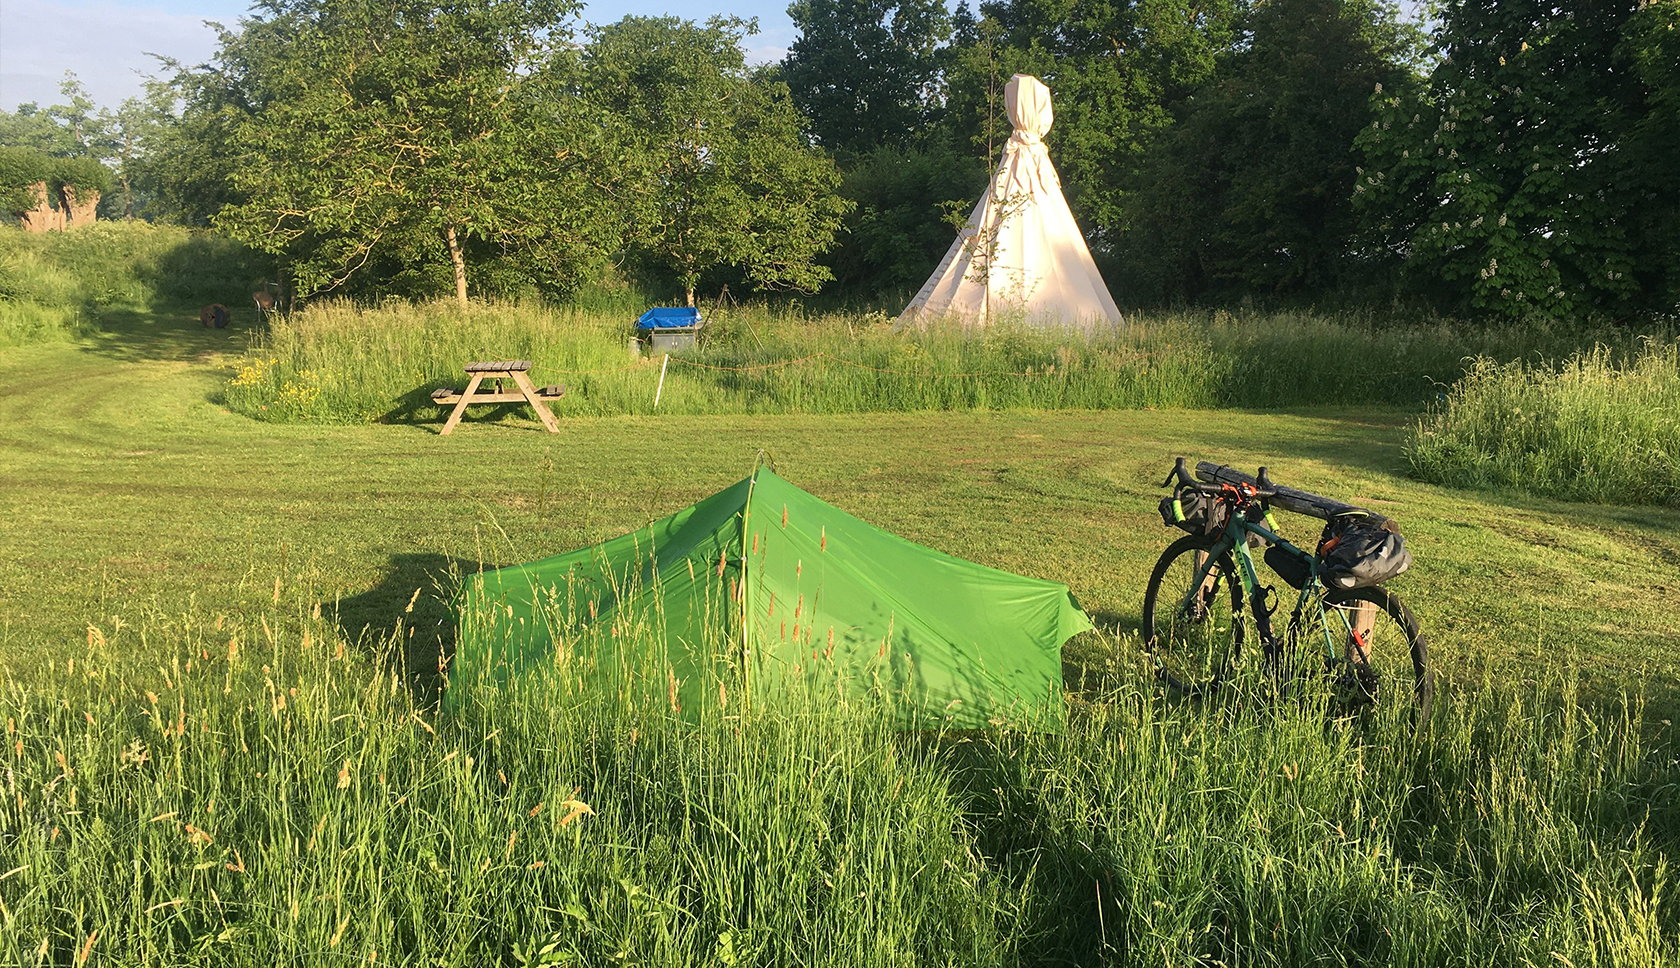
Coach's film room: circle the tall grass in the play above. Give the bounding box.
[0,222,267,347]
[2,584,1674,965]
[222,300,1609,421]
[1408,340,1680,507]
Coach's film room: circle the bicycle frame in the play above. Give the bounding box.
[1174,509,1364,675]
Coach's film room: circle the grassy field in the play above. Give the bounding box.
[3,307,1678,963]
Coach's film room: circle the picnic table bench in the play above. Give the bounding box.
[433,360,564,435]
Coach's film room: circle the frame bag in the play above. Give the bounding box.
[1318,517,1411,589]
[1159,488,1229,537]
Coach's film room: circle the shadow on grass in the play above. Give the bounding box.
[331,552,486,706]
[379,383,554,432]
[378,385,449,425]
[77,306,261,364]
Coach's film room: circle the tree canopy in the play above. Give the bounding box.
[1354,0,1677,319]
[782,0,951,155]
[585,16,850,306]
[207,0,606,304]
[5,0,1677,318]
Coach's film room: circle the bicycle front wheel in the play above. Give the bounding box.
[1291,585,1433,726]
[1142,534,1244,697]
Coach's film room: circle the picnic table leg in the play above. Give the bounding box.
[440,374,485,436]
[510,370,561,433]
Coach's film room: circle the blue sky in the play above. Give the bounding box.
[0,0,804,110]
[2,0,1424,114]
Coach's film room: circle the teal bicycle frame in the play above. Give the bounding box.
[1175,504,1367,678]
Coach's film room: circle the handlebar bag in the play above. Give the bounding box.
[1318,517,1411,589]
[1159,488,1229,537]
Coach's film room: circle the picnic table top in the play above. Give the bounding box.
[464,360,532,373]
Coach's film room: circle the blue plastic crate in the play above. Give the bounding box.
[636,306,703,353]
[637,307,703,329]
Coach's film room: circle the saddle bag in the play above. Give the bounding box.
[1159,488,1229,537]
[1318,516,1411,590]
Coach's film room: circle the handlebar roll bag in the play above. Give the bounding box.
[1159,488,1229,537]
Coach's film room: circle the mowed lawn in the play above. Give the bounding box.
[3,309,1678,698]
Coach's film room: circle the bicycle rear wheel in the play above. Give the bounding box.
[1290,585,1433,726]
[1142,534,1244,697]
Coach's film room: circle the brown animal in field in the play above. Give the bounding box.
[200,304,230,329]
[253,285,277,317]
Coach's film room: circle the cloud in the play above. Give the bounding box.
[1,0,222,109]
[740,22,793,66]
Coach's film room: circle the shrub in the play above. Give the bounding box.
[1407,341,1680,506]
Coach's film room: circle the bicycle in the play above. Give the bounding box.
[1140,458,1434,725]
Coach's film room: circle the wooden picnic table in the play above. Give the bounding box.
[433,360,564,435]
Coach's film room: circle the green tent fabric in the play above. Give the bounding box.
[450,468,1092,730]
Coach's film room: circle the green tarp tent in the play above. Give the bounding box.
[450,467,1092,730]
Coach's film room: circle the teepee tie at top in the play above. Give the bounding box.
[1007,73,1052,145]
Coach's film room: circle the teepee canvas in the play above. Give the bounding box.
[900,74,1121,329]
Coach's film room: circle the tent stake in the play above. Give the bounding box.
[654,353,669,409]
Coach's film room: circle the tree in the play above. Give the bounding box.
[1117,0,1423,301]
[781,0,952,154]
[1354,0,1672,318]
[1617,0,1680,311]
[825,136,989,298]
[212,0,609,304]
[585,16,851,306]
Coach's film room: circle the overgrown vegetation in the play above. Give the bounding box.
[220,299,1635,422]
[2,590,1674,965]
[0,145,111,218]
[0,222,265,346]
[1408,341,1680,507]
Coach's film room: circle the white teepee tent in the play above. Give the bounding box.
[899,74,1121,329]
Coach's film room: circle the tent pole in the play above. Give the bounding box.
[738,469,757,716]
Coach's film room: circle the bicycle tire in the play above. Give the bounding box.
[1285,584,1434,726]
[1142,534,1244,697]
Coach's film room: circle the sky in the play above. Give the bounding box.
[0,0,803,111]
[2,0,1425,114]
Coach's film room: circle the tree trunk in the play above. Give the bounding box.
[686,287,695,307]
[444,224,468,306]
